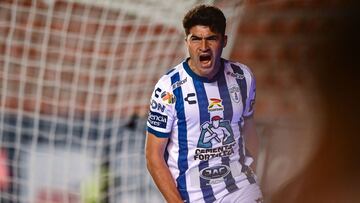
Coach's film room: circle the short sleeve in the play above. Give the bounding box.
[146,76,176,138]
[242,66,256,118]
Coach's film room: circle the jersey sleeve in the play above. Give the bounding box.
[146,76,176,138]
[242,65,256,118]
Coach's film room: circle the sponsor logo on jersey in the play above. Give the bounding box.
[200,165,231,181]
[148,111,167,129]
[184,93,196,105]
[194,143,236,161]
[208,98,224,112]
[161,91,176,104]
[226,71,244,80]
[228,85,240,103]
[150,99,166,112]
[194,116,236,160]
[154,87,162,98]
[171,77,187,90]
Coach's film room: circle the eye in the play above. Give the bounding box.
[206,36,218,41]
[190,36,201,42]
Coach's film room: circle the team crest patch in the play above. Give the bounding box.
[228,85,240,103]
[208,98,224,112]
[161,91,176,104]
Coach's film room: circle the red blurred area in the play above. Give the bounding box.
[0,149,9,190]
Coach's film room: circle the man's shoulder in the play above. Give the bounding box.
[223,59,253,76]
[155,60,185,89]
[165,62,183,76]
[224,59,249,70]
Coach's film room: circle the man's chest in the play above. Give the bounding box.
[178,78,244,128]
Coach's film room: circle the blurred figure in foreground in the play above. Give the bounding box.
[271,1,360,202]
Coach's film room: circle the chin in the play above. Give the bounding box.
[201,68,216,78]
[200,61,214,69]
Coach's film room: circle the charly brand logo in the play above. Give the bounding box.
[228,85,240,103]
[208,98,224,112]
[184,93,196,104]
[161,91,176,104]
[200,165,230,180]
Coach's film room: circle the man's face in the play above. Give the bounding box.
[212,119,220,128]
[185,25,227,79]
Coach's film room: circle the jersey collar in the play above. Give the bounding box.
[183,58,225,83]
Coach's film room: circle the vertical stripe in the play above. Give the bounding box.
[171,73,190,202]
[231,65,246,165]
[231,64,256,184]
[218,70,239,193]
[231,64,247,112]
[194,79,216,203]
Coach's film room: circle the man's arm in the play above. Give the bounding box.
[243,115,260,171]
[145,132,183,203]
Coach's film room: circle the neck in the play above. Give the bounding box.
[188,58,223,80]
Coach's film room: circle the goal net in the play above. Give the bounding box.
[0,0,244,202]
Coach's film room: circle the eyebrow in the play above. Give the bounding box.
[188,34,219,40]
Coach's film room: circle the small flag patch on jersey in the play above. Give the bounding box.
[161,91,176,104]
[208,98,224,112]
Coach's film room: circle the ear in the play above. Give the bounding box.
[223,35,228,48]
[184,35,190,45]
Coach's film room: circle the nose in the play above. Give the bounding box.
[200,39,209,51]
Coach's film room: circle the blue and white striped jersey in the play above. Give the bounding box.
[147,58,257,203]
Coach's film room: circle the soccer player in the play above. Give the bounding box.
[145,4,263,203]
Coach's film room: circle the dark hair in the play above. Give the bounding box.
[183,4,226,36]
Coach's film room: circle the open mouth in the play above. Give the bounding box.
[199,54,211,63]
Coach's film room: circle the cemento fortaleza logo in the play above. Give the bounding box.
[194,143,236,161]
[208,98,224,112]
[195,116,236,161]
[198,116,235,148]
[148,111,168,129]
[161,91,176,104]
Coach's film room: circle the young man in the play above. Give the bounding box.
[146,5,263,203]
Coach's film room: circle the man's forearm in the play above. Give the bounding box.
[243,116,260,171]
[146,157,183,203]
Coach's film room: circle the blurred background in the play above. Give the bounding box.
[0,0,359,202]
